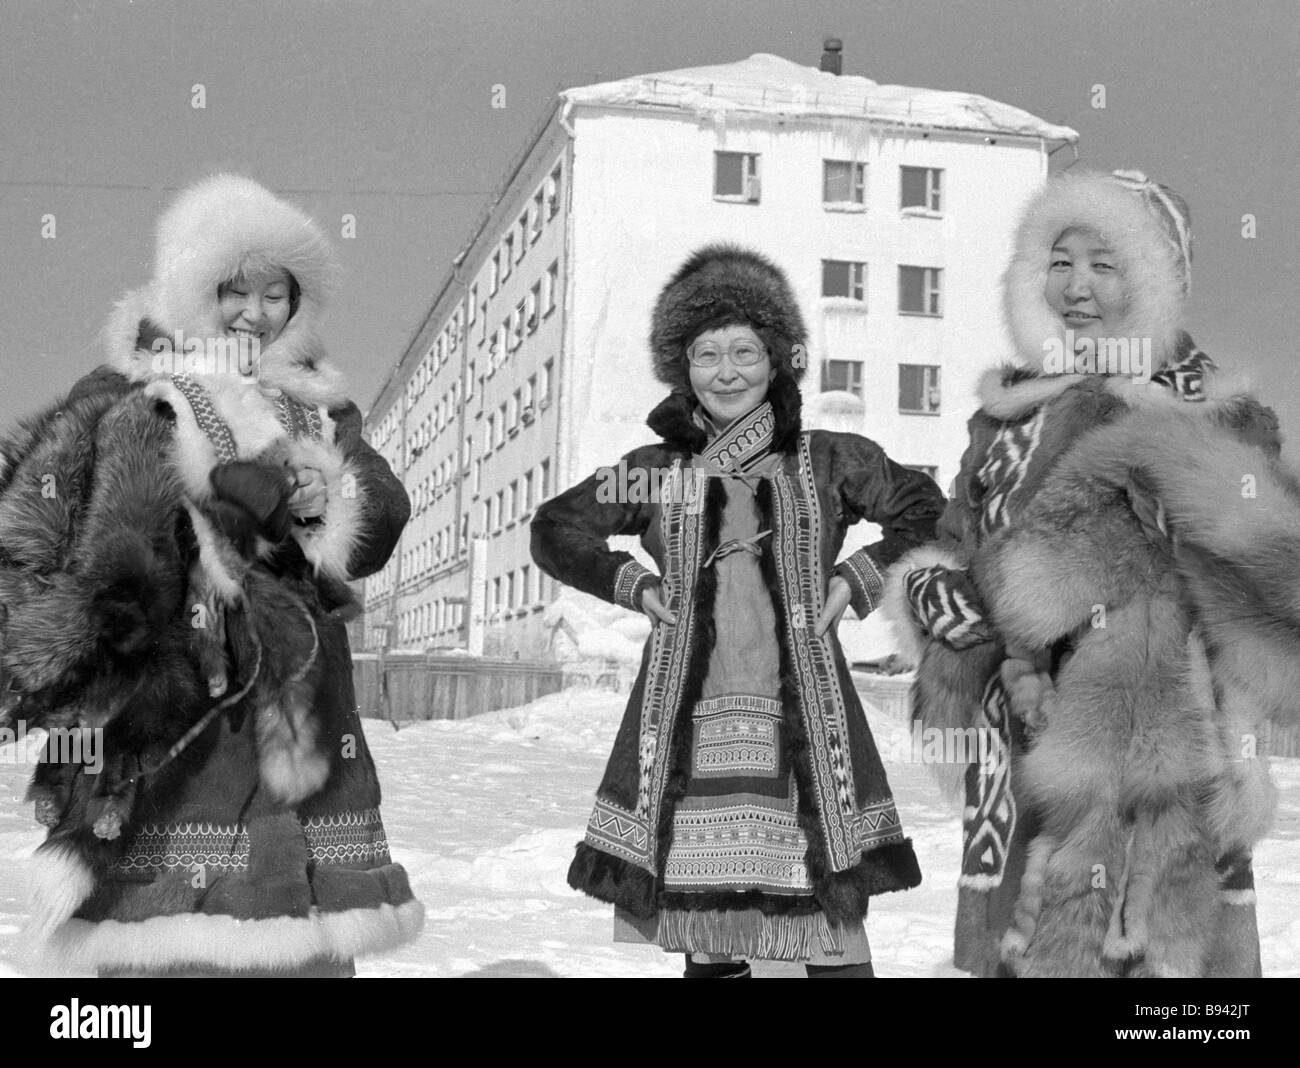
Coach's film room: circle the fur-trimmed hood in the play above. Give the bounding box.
[103,174,348,408]
[1002,170,1190,372]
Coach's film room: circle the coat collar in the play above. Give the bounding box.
[646,373,803,454]
[976,335,1257,422]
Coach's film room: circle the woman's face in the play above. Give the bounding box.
[1043,228,1128,342]
[218,268,294,346]
[687,323,775,427]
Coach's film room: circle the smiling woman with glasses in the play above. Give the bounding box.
[532,244,943,977]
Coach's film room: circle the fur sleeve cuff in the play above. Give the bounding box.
[833,548,886,620]
[880,545,964,666]
[612,559,657,612]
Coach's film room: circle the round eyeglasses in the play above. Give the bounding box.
[686,341,768,368]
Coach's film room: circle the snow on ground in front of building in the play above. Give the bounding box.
[1,689,1297,978]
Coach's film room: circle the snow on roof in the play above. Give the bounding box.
[562,53,1078,143]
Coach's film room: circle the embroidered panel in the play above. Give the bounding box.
[765,434,859,872]
[272,394,325,441]
[302,807,392,867]
[662,790,814,894]
[170,374,238,464]
[853,798,906,850]
[111,809,391,875]
[977,408,1046,537]
[843,550,885,613]
[585,796,652,864]
[113,820,250,875]
[612,558,651,612]
[635,461,707,850]
[692,695,782,779]
[700,403,775,474]
[958,676,1017,888]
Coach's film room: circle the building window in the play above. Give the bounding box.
[822,260,866,302]
[520,564,531,605]
[714,151,761,202]
[545,260,558,315]
[518,211,530,261]
[512,301,526,348]
[498,404,507,445]
[478,302,488,345]
[468,287,477,325]
[547,164,563,219]
[490,252,500,295]
[821,359,864,396]
[532,190,545,240]
[492,577,502,615]
[539,459,550,500]
[900,166,942,213]
[899,364,942,413]
[540,359,553,405]
[502,235,513,281]
[508,392,519,431]
[823,160,866,206]
[508,480,518,521]
[899,266,943,316]
[528,282,541,332]
[522,469,533,513]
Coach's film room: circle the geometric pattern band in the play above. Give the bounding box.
[111,807,392,875]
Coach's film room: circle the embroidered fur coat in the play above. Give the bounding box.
[0,175,423,973]
[531,380,943,940]
[884,170,1295,976]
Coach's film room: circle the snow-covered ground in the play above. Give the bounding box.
[2,688,1297,978]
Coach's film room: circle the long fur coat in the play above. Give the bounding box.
[884,169,1294,977]
[0,175,423,972]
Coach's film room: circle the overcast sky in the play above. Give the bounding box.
[2,0,1296,462]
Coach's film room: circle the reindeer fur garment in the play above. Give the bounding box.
[972,407,1299,977]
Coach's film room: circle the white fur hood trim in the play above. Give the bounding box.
[102,175,349,409]
[1002,170,1188,371]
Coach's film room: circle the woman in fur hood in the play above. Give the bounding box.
[0,174,423,975]
[886,168,1297,977]
[532,245,943,976]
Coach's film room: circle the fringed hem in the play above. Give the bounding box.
[571,838,922,925]
[36,898,424,974]
[654,907,845,962]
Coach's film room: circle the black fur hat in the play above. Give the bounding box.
[650,244,808,392]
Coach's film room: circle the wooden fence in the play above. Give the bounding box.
[351,654,1300,753]
[353,653,568,723]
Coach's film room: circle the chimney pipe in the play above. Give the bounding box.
[820,38,842,75]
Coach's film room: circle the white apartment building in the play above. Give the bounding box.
[362,49,1078,662]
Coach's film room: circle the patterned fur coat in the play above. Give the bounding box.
[0,175,423,973]
[884,170,1296,977]
[531,379,943,947]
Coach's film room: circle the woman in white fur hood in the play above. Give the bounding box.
[2,174,421,976]
[884,169,1297,977]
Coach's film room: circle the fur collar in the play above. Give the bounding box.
[976,344,1260,423]
[1003,170,1188,371]
[646,373,803,454]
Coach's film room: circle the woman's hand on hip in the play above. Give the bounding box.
[815,575,852,637]
[289,467,327,518]
[641,584,677,628]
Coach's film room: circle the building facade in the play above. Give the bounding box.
[362,51,1078,661]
